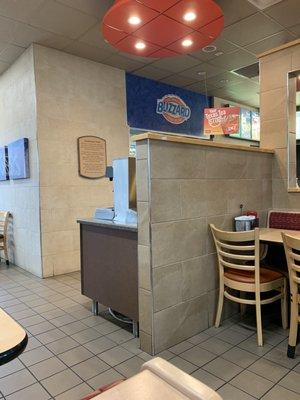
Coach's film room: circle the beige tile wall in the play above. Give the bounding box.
[0,47,42,276]
[34,45,129,277]
[259,42,300,209]
[136,138,273,354]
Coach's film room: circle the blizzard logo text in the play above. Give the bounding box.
[156,95,191,124]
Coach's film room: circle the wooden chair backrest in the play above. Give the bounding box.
[0,211,10,236]
[282,233,300,296]
[210,224,259,276]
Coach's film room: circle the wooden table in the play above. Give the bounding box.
[0,308,27,365]
[259,228,300,244]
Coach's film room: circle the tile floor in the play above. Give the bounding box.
[0,263,300,400]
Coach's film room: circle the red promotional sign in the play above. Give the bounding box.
[204,107,240,135]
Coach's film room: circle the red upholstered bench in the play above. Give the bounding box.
[80,380,125,400]
[268,211,300,230]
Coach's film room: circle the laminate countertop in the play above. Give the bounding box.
[77,218,137,232]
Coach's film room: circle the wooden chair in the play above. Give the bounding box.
[282,232,300,358]
[210,224,288,346]
[0,211,10,266]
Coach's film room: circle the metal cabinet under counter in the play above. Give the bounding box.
[77,218,138,334]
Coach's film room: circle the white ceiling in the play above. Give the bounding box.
[0,0,299,108]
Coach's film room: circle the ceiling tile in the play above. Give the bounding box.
[264,0,300,28]
[222,12,283,46]
[0,44,25,63]
[180,61,225,80]
[185,80,215,94]
[132,65,171,80]
[246,30,296,55]
[0,15,16,43]
[56,0,113,19]
[210,71,251,88]
[103,54,146,72]
[150,54,201,73]
[0,0,45,24]
[159,74,198,87]
[78,23,117,53]
[289,23,300,36]
[29,0,98,39]
[0,60,9,74]
[214,0,258,27]
[208,49,257,71]
[12,22,72,49]
[190,37,239,61]
[63,41,115,63]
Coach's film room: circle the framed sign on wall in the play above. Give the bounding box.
[78,136,107,179]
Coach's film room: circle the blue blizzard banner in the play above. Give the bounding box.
[126,73,212,136]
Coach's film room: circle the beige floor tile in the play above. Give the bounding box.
[46,337,79,355]
[83,337,116,355]
[168,340,194,355]
[203,357,242,382]
[5,383,50,400]
[261,385,300,400]
[248,358,289,383]
[221,347,259,368]
[279,371,300,394]
[28,356,67,380]
[87,368,124,390]
[114,356,145,378]
[180,345,216,367]
[71,328,102,344]
[41,369,82,397]
[58,346,94,367]
[230,370,275,398]
[191,368,225,390]
[218,383,257,400]
[169,356,199,374]
[198,337,233,356]
[0,369,36,396]
[98,346,134,367]
[71,356,110,380]
[19,346,53,367]
[55,383,92,400]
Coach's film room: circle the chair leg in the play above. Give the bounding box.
[4,245,9,266]
[215,287,224,328]
[287,295,298,359]
[240,291,247,317]
[255,298,263,346]
[281,279,288,330]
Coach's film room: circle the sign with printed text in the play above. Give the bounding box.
[126,73,212,136]
[204,107,240,135]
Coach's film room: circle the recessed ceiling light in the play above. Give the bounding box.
[202,45,217,53]
[219,79,229,84]
[135,41,146,50]
[128,16,141,25]
[197,71,206,76]
[182,39,193,47]
[183,11,197,21]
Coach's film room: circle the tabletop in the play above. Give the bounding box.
[259,228,300,244]
[0,308,28,365]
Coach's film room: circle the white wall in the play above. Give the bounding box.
[34,45,129,277]
[0,47,42,276]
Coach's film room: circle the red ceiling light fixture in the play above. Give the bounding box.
[102,0,224,58]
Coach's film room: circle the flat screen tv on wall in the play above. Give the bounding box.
[7,138,30,180]
[0,146,8,181]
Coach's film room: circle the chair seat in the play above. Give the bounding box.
[225,267,283,284]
